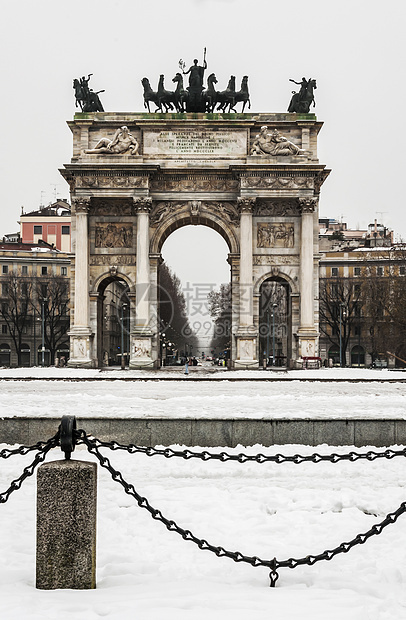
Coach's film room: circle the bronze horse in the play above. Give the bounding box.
[142,77,174,113]
[216,76,236,113]
[172,73,189,112]
[202,73,218,113]
[234,76,250,113]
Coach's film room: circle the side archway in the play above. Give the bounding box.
[257,275,292,367]
[91,272,134,368]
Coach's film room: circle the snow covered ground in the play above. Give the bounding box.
[0,367,406,420]
[2,371,406,618]
[1,440,406,619]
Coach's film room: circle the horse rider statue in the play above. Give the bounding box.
[73,74,105,112]
[287,77,316,114]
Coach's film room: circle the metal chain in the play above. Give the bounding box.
[76,434,406,466]
[0,433,60,504]
[0,439,59,460]
[78,430,406,587]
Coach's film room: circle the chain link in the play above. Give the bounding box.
[0,433,60,504]
[77,429,406,586]
[76,434,406,466]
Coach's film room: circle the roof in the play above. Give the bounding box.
[0,240,58,251]
[21,200,71,218]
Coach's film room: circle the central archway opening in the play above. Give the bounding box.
[160,225,230,365]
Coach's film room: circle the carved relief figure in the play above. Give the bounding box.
[257,223,294,248]
[241,340,252,359]
[91,200,133,216]
[132,339,151,358]
[253,200,300,217]
[150,202,179,226]
[85,126,139,155]
[95,223,133,248]
[73,340,86,358]
[250,126,304,156]
[241,176,313,190]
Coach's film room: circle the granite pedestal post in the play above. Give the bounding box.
[36,459,97,590]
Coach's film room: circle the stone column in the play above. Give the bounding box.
[68,198,93,367]
[36,459,97,590]
[130,198,154,369]
[297,198,318,359]
[234,198,258,369]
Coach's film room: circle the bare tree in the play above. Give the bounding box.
[0,274,33,366]
[319,277,363,364]
[33,275,70,365]
[207,283,232,355]
[158,262,198,356]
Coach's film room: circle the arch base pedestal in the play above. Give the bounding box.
[129,327,155,370]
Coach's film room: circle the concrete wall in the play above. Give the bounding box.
[2,417,406,448]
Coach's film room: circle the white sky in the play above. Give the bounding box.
[1,0,405,271]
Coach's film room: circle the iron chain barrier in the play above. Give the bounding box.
[1,416,406,587]
[0,433,60,505]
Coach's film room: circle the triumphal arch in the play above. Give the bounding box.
[61,104,329,369]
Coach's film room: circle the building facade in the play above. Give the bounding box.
[319,223,406,367]
[0,243,71,367]
[19,200,71,252]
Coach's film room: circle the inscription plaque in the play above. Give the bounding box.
[144,129,247,156]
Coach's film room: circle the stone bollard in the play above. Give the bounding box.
[36,459,97,589]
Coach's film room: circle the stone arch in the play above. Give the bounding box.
[254,269,299,296]
[91,270,135,296]
[150,209,239,255]
[351,344,365,366]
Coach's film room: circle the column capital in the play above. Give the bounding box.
[237,197,256,214]
[72,197,91,214]
[133,197,152,213]
[298,197,318,214]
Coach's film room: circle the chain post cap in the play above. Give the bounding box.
[60,415,77,460]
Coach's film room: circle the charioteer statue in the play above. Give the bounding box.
[179,49,207,112]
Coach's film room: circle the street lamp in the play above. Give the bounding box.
[272,303,278,366]
[160,332,166,367]
[120,303,128,369]
[339,303,346,367]
[41,298,48,368]
[266,309,270,367]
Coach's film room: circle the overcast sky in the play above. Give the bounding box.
[1,0,405,291]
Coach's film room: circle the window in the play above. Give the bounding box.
[61,266,67,276]
[400,265,406,276]
[21,283,28,297]
[1,283,8,297]
[41,284,47,298]
[354,325,361,337]
[331,267,338,277]
[353,284,361,295]
[1,325,7,334]
[61,226,70,235]
[377,266,383,276]
[2,265,8,274]
[354,267,361,276]
[22,265,28,275]
[41,266,48,275]
[34,225,42,235]
[354,303,362,318]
